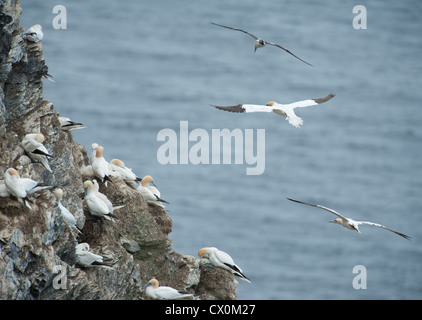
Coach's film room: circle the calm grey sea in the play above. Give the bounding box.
[20,0,422,299]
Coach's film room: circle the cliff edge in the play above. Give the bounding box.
[0,0,237,300]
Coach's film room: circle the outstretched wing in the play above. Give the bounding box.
[210,22,259,40]
[356,221,411,240]
[211,104,272,113]
[265,41,312,66]
[285,93,335,109]
[287,198,347,220]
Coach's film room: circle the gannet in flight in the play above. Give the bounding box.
[21,133,53,172]
[198,247,251,283]
[137,175,169,207]
[24,24,43,42]
[212,93,334,128]
[144,279,194,300]
[287,198,411,240]
[210,22,312,66]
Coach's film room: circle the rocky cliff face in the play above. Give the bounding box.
[0,0,237,300]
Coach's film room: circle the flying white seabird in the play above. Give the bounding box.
[212,93,335,128]
[210,22,312,66]
[287,198,411,240]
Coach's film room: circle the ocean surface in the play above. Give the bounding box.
[20,0,422,299]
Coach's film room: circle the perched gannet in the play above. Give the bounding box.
[58,117,85,131]
[3,168,52,209]
[210,22,312,66]
[144,279,194,300]
[287,198,411,240]
[55,188,81,234]
[24,24,43,42]
[0,181,10,197]
[90,143,99,165]
[75,243,112,268]
[137,175,169,207]
[92,179,124,215]
[212,93,335,128]
[198,247,251,283]
[109,159,142,184]
[83,180,116,221]
[91,146,113,184]
[21,133,53,172]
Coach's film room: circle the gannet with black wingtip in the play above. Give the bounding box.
[212,93,335,128]
[287,198,411,240]
[21,133,53,172]
[55,188,81,234]
[198,247,251,283]
[210,22,312,66]
[109,159,142,184]
[144,279,194,300]
[3,168,52,209]
[75,243,113,269]
[58,117,86,131]
[83,180,116,221]
[137,175,169,207]
[92,179,124,215]
[24,24,43,42]
[91,145,113,185]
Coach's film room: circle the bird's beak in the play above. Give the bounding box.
[143,283,151,289]
[84,187,88,196]
[151,181,157,188]
[328,220,336,224]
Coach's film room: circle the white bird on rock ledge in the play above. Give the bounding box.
[55,188,81,234]
[143,279,194,300]
[83,180,117,221]
[137,175,169,207]
[21,133,53,172]
[24,24,43,42]
[212,93,335,128]
[198,247,251,283]
[287,198,411,240]
[75,243,113,269]
[59,117,85,131]
[3,168,52,209]
[91,145,113,185]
